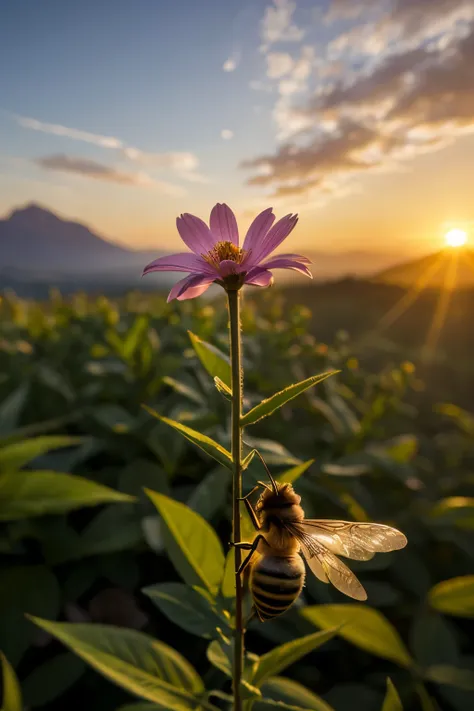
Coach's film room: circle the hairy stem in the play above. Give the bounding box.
[228,288,243,711]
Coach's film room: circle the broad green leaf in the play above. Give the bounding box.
[425,665,474,690]
[241,371,339,426]
[143,407,232,469]
[28,618,204,710]
[207,639,232,677]
[302,605,413,668]
[22,653,85,707]
[188,331,231,388]
[429,576,474,618]
[143,583,228,638]
[0,435,81,470]
[0,471,135,520]
[0,652,22,711]
[258,676,335,711]
[146,490,225,594]
[276,460,314,485]
[382,679,403,711]
[252,628,339,687]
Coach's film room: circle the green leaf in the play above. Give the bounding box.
[22,653,85,707]
[0,652,22,711]
[258,677,335,711]
[207,639,232,677]
[252,628,339,687]
[382,679,403,711]
[429,576,474,618]
[214,377,232,399]
[145,490,225,594]
[143,407,232,469]
[0,435,81,470]
[425,665,474,691]
[0,471,135,520]
[28,617,204,710]
[276,460,314,485]
[302,605,413,668]
[0,384,29,437]
[0,566,60,665]
[241,371,339,426]
[187,466,231,521]
[411,611,460,669]
[143,583,227,639]
[188,331,231,388]
[428,498,474,530]
[162,376,205,406]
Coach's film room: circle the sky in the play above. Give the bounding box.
[1,0,473,256]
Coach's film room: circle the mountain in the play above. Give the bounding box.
[0,203,161,275]
[373,249,474,289]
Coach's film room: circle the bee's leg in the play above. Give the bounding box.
[236,534,267,575]
[237,486,262,531]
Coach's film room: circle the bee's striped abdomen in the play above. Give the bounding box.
[250,555,305,621]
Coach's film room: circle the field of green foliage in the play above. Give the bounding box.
[1,288,473,711]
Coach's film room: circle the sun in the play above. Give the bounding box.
[444,228,468,248]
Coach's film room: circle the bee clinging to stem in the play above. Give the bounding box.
[233,452,407,622]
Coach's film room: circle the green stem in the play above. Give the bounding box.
[227,288,243,711]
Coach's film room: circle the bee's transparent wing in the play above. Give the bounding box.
[301,520,407,560]
[300,540,367,601]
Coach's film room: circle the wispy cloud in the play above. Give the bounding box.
[13,113,204,183]
[221,129,234,140]
[260,0,304,52]
[34,154,185,196]
[243,1,474,201]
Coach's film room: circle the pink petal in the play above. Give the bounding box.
[244,267,274,287]
[167,273,216,302]
[218,259,246,277]
[262,252,312,266]
[251,214,299,264]
[143,252,213,276]
[260,257,312,278]
[210,203,239,246]
[177,213,215,255]
[242,208,275,254]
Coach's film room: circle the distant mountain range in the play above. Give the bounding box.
[1,203,472,296]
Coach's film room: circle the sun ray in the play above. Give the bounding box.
[422,250,459,362]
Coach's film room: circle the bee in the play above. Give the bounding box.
[234,457,407,622]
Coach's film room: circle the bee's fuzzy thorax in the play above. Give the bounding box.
[256,483,305,527]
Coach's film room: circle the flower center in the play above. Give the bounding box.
[202,241,246,268]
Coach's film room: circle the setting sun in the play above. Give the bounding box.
[444,229,468,248]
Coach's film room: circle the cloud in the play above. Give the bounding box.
[223,52,241,72]
[14,114,204,182]
[266,52,294,78]
[15,116,123,149]
[242,3,474,200]
[260,0,304,51]
[221,129,234,140]
[34,154,185,195]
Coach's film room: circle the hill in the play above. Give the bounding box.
[373,248,474,289]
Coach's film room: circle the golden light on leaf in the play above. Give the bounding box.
[444,228,467,248]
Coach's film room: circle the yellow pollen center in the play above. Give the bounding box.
[203,241,246,268]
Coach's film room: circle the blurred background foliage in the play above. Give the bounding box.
[0,287,473,711]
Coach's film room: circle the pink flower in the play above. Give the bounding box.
[143,203,312,301]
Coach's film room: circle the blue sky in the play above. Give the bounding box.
[1,0,473,255]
